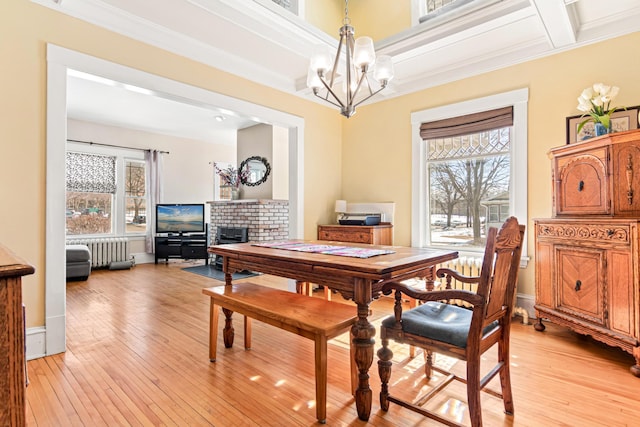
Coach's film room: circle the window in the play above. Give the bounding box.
[412,0,491,27]
[426,126,511,249]
[65,152,115,235]
[411,88,528,259]
[65,143,147,237]
[270,0,300,15]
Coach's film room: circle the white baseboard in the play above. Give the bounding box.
[515,293,536,320]
[132,252,155,264]
[26,327,47,360]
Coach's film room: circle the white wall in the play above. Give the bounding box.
[237,124,274,200]
[272,125,289,200]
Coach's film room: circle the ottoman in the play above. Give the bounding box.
[66,244,91,281]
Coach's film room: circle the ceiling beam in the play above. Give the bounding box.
[531,0,577,48]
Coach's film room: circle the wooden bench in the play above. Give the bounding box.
[202,282,357,424]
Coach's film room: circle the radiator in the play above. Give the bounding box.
[66,237,130,268]
[435,256,528,323]
[435,256,483,307]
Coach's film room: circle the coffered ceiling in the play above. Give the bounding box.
[32,0,640,139]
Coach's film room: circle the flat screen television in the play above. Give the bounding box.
[156,203,205,234]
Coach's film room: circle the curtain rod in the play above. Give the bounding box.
[66,139,169,154]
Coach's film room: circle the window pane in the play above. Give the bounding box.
[126,197,147,232]
[66,192,113,235]
[489,206,498,222]
[500,204,510,221]
[426,0,457,14]
[427,128,511,250]
[125,160,147,233]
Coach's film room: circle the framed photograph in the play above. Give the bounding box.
[566,105,640,144]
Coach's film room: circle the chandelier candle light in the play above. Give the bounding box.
[306,0,394,118]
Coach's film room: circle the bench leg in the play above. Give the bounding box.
[222,308,235,348]
[209,301,220,362]
[244,315,252,350]
[314,336,328,424]
[323,286,332,301]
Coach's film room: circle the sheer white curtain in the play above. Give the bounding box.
[145,150,163,253]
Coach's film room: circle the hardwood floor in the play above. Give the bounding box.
[26,261,640,426]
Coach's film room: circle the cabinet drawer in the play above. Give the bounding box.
[318,230,372,244]
[555,148,609,215]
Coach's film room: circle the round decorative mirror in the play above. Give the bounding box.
[239,156,271,187]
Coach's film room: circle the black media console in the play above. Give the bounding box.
[155,224,209,265]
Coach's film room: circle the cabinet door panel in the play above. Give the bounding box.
[556,246,605,325]
[556,152,609,215]
[608,250,636,336]
[612,142,640,215]
[535,240,554,308]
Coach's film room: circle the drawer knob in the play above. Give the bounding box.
[575,280,582,291]
[578,180,584,191]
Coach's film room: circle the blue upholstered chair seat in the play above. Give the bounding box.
[381,301,498,348]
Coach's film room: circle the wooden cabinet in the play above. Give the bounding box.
[535,129,640,377]
[551,131,640,217]
[1,244,34,426]
[317,224,393,245]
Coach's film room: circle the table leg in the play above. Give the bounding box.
[352,279,376,421]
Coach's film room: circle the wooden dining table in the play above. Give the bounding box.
[208,240,458,421]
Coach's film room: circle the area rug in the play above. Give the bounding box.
[182,265,259,282]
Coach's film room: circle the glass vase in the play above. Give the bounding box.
[231,188,240,200]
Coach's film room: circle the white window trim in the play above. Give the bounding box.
[411,87,529,264]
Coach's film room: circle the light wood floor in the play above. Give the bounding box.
[26,260,640,426]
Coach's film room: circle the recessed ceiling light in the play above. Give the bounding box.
[215,115,226,122]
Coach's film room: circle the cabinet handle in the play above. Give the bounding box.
[575,280,582,291]
[578,180,584,191]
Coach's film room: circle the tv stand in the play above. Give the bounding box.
[155,227,209,265]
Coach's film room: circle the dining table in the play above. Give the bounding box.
[208,239,458,421]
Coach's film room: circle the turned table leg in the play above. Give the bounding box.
[352,297,376,421]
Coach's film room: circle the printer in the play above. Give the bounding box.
[338,213,381,226]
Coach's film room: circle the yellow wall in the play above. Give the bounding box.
[348,0,411,41]
[0,0,342,327]
[342,31,640,296]
[305,0,345,37]
[3,0,640,327]
[306,0,411,42]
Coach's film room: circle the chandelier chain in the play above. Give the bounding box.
[343,0,350,25]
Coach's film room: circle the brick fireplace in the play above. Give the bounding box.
[208,199,289,244]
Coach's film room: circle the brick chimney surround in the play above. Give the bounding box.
[208,199,289,244]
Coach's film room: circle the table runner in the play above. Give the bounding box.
[252,241,395,258]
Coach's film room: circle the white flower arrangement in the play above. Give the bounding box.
[576,83,624,133]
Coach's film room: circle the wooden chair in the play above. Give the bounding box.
[377,217,525,427]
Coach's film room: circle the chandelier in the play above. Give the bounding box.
[306,0,394,118]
